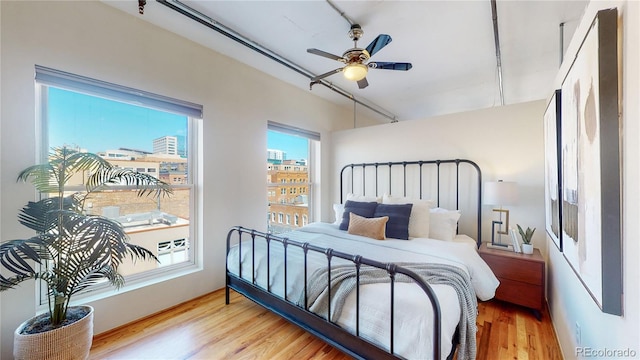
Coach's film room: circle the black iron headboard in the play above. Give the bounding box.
[339,159,482,247]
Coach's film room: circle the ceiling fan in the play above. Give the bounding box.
[307,24,412,89]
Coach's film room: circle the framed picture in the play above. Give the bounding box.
[560,8,622,315]
[544,89,562,251]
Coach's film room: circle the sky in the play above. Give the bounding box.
[267,130,308,160]
[48,87,187,154]
[49,86,308,160]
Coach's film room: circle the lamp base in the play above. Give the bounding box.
[487,243,514,251]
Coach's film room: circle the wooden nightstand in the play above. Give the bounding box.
[478,243,545,320]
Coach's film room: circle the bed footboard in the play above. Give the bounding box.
[225,226,445,360]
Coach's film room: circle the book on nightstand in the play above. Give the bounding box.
[510,228,521,253]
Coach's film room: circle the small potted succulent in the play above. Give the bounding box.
[517,224,536,254]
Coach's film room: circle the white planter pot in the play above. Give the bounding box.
[14,305,94,360]
[521,244,534,254]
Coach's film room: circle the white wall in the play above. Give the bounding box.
[331,100,547,253]
[546,1,640,358]
[0,1,378,357]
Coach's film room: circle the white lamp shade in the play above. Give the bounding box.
[483,181,518,206]
[343,63,368,81]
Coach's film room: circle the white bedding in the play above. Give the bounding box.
[226,222,499,359]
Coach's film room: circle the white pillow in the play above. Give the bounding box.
[346,193,381,203]
[333,203,344,225]
[383,194,435,238]
[429,207,461,241]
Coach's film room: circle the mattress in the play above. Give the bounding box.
[226,222,498,359]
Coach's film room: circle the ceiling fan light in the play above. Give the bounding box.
[343,63,368,81]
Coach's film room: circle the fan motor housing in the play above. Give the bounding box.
[342,48,370,64]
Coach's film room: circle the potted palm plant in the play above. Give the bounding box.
[0,147,172,360]
[517,224,536,255]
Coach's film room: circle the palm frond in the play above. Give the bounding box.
[70,266,124,296]
[86,168,173,198]
[0,238,50,290]
[17,164,59,194]
[17,197,81,233]
[126,243,159,262]
[63,150,112,185]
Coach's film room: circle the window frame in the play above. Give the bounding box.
[267,121,319,234]
[35,65,202,305]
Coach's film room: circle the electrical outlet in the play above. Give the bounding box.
[575,322,581,345]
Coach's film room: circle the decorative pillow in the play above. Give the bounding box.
[429,208,462,241]
[373,203,413,240]
[347,212,388,240]
[383,194,435,238]
[339,200,379,230]
[333,203,344,225]
[346,193,381,203]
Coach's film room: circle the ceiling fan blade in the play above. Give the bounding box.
[311,68,343,82]
[365,34,392,57]
[357,77,369,89]
[307,48,344,62]
[369,62,413,71]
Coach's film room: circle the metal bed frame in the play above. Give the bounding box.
[225,159,482,359]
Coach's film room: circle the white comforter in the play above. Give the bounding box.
[226,222,499,359]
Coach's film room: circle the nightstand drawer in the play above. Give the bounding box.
[495,278,543,310]
[482,254,544,285]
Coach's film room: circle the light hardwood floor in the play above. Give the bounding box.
[90,289,562,359]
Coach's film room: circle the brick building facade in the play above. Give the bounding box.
[267,160,309,233]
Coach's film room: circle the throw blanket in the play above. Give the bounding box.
[298,262,478,360]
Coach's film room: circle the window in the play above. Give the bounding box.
[278,213,284,223]
[267,122,319,234]
[294,214,299,226]
[36,65,201,300]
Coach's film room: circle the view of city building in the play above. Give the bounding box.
[153,135,178,156]
[267,146,310,234]
[71,136,192,274]
[57,142,191,276]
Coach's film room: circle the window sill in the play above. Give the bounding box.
[41,262,203,311]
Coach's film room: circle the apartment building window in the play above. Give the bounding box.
[36,65,201,301]
[294,214,299,226]
[266,122,319,234]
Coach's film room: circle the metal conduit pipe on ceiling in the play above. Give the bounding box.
[490,0,505,106]
[156,0,398,122]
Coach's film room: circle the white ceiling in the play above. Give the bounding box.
[104,0,588,122]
